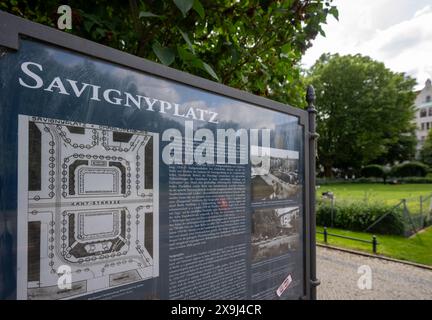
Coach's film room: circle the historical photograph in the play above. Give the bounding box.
[17,115,159,300]
[251,206,301,263]
[251,147,301,202]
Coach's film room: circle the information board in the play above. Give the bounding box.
[0,11,314,300]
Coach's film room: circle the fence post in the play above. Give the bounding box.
[372,235,377,254]
[402,198,408,236]
[323,227,328,243]
[420,195,423,216]
[330,198,334,228]
[430,194,432,223]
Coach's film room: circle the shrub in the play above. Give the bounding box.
[316,202,405,235]
[398,177,432,184]
[317,177,381,185]
[391,161,428,177]
[361,164,385,178]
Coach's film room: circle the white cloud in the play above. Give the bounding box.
[302,0,432,89]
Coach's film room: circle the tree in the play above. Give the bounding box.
[372,130,417,165]
[307,54,416,177]
[0,0,338,107]
[420,129,432,166]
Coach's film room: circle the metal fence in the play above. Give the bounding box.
[317,227,378,253]
[399,194,432,236]
[320,192,432,237]
[364,194,432,237]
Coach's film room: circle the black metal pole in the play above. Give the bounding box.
[372,235,377,254]
[307,85,320,299]
[323,227,328,243]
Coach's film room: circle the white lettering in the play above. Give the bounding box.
[162,129,183,164]
[89,84,101,101]
[159,100,172,113]
[66,79,90,97]
[144,97,158,111]
[44,77,70,95]
[103,89,122,105]
[208,111,219,123]
[57,5,72,30]
[194,128,214,164]
[185,107,197,120]
[124,92,143,109]
[19,62,43,89]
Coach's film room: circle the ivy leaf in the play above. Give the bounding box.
[139,11,161,18]
[178,28,195,54]
[152,42,175,66]
[173,0,194,17]
[192,0,205,19]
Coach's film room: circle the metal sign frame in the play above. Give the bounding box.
[0,10,318,300]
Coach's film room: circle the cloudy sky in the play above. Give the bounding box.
[301,0,432,90]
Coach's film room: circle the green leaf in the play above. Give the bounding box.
[329,6,339,21]
[281,43,291,54]
[231,47,240,65]
[152,42,175,66]
[318,27,326,37]
[192,0,205,18]
[83,20,94,33]
[177,47,219,81]
[202,62,219,81]
[95,28,106,38]
[139,11,160,18]
[178,29,195,54]
[173,0,194,17]
[177,46,197,62]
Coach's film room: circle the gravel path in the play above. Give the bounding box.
[317,246,432,300]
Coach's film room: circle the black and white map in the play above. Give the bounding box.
[17,115,159,300]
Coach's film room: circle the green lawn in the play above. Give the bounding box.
[317,226,432,266]
[317,183,432,214]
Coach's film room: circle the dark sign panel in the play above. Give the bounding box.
[0,11,314,300]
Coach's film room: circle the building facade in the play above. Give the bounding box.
[414,79,432,154]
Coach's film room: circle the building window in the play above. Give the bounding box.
[420,109,427,117]
[428,123,431,130]
[421,123,425,130]
[429,108,432,116]
[427,96,431,103]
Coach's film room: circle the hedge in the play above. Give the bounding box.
[391,161,428,177]
[360,164,385,178]
[317,176,432,185]
[397,177,432,184]
[316,202,405,235]
[317,177,381,185]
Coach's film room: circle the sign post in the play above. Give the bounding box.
[0,10,317,300]
[307,85,320,299]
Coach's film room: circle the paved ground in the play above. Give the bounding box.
[317,246,432,300]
